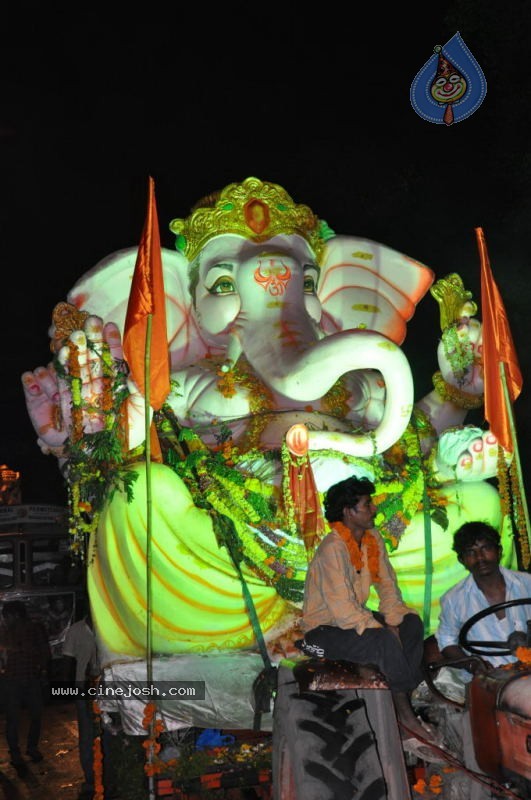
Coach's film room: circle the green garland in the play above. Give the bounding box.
[372,410,448,548]
[166,429,307,603]
[55,342,138,560]
[441,322,475,383]
[57,336,449,577]
[161,409,448,603]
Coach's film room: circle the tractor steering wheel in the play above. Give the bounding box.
[458,597,531,657]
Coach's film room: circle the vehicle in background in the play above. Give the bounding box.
[0,504,86,674]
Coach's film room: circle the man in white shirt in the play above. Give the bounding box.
[62,602,98,800]
[433,521,531,800]
[436,520,531,677]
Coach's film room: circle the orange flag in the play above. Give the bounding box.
[123,176,170,412]
[476,227,522,452]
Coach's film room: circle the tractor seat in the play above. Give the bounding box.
[291,639,389,692]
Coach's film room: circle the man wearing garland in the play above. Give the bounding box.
[299,476,442,758]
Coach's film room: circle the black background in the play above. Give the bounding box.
[2,2,530,507]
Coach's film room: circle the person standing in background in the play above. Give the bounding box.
[61,600,98,800]
[0,600,51,773]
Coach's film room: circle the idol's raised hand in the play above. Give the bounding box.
[437,313,484,397]
[22,314,126,458]
[434,427,503,484]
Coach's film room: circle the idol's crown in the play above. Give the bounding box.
[169,177,325,262]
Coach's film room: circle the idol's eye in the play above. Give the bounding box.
[449,74,460,83]
[303,275,316,293]
[434,77,446,87]
[208,276,236,295]
[303,264,319,294]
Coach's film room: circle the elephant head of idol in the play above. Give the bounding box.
[168,177,434,456]
[67,177,434,458]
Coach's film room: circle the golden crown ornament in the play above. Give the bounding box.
[169,177,327,262]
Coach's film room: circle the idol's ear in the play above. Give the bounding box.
[317,235,435,344]
[67,247,214,369]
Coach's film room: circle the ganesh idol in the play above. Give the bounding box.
[21,177,515,664]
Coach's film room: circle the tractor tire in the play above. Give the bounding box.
[272,661,411,800]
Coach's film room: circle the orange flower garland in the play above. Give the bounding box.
[142,701,170,777]
[515,646,531,665]
[92,700,104,800]
[412,772,443,796]
[68,341,83,443]
[330,521,380,582]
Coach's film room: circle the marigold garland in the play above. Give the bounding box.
[496,444,530,570]
[56,312,461,609]
[57,313,452,578]
[515,646,531,665]
[321,376,350,419]
[373,413,449,548]
[441,322,475,380]
[92,700,104,800]
[142,701,169,777]
[54,334,137,561]
[509,458,530,569]
[330,520,380,582]
[412,772,443,796]
[68,342,83,442]
[167,430,307,602]
[280,442,305,537]
[165,411,452,603]
[432,370,484,409]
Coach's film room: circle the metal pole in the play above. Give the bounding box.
[500,361,530,568]
[144,313,155,800]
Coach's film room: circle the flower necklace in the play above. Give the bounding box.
[330,520,380,582]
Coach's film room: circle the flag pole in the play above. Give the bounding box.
[144,313,154,683]
[123,176,170,800]
[144,313,155,800]
[476,226,528,567]
[500,362,531,568]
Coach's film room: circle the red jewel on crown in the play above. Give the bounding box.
[244,199,270,234]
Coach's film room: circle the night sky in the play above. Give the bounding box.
[2,2,531,507]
